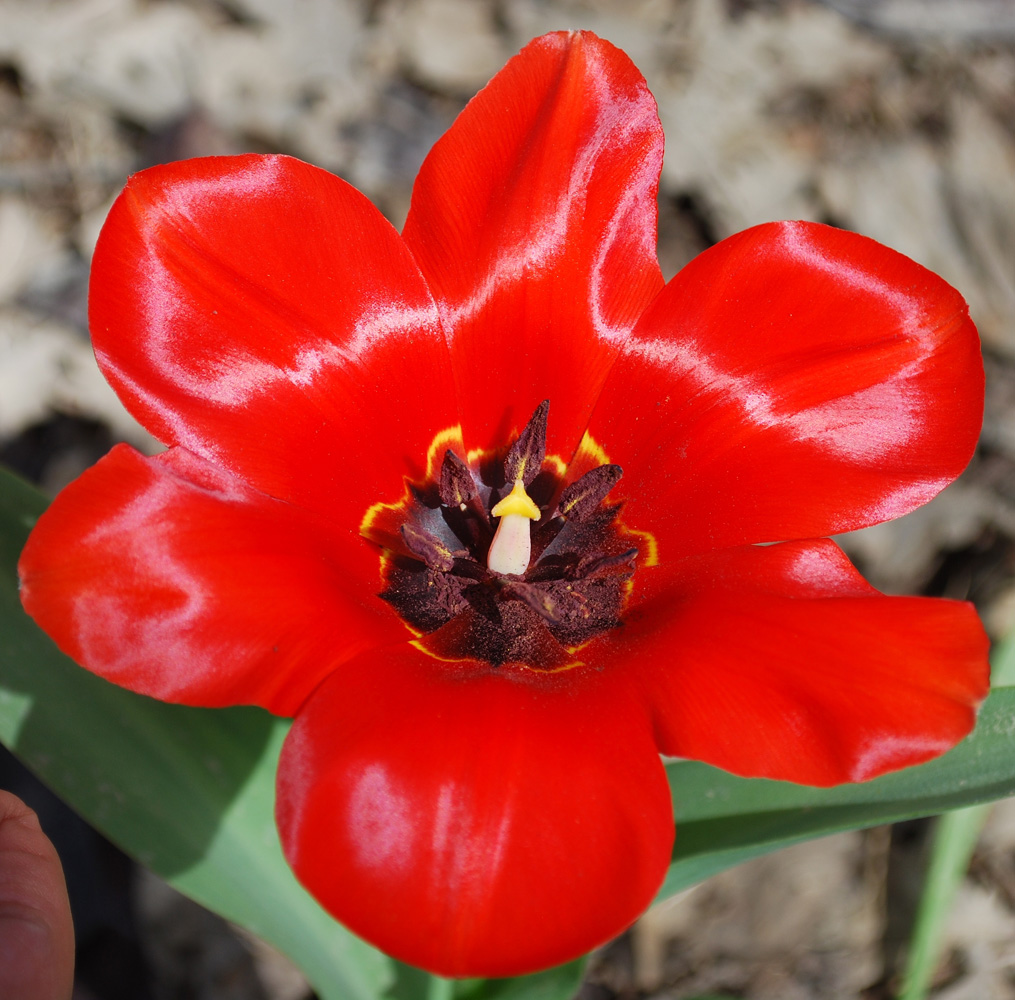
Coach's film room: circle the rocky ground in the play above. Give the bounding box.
[1,0,1014,997]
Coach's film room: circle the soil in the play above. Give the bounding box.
[1,1,1015,997]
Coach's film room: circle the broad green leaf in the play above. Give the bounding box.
[660,686,1015,898]
[0,466,392,1000]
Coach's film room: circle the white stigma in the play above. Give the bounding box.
[487,479,540,576]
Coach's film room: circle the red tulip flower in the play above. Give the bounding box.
[19,31,988,977]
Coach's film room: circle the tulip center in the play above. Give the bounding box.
[363,401,643,672]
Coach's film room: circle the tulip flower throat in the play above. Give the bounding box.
[362,402,645,671]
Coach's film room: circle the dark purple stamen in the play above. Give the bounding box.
[378,401,637,669]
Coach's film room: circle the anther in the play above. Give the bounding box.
[439,450,478,510]
[504,400,549,486]
[400,523,456,572]
[556,464,623,521]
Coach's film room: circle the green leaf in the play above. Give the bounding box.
[0,466,392,1000]
[660,687,1015,899]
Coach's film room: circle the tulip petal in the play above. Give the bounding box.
[19,445,405,716]
[403,31,664,462]
[276,646,674,977]
[90,154,458,524]
[608,540,989,786]
[588,222,984,557]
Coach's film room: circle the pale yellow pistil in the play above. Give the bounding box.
[487,478,540,575]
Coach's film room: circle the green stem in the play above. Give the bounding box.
[426,975,455,1000]
[898,803,992,1000]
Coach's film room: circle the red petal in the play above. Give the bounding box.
[402,31,664,461]
[588,222,984,557]
[19,445,405,716]
[90,154,458,524]
[608,540,989,785]
[276,647,674,976]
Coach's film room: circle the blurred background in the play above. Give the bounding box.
[0,0,1014,997]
